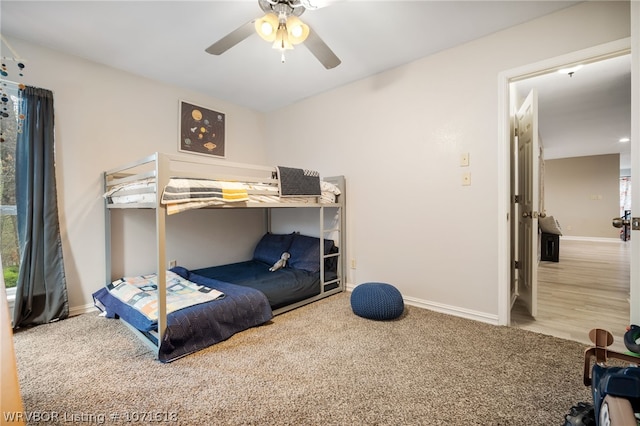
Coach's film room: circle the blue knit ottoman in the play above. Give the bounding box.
[350,282,404,320]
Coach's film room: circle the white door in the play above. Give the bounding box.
[515,89,540,318]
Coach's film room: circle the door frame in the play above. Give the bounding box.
[497,37,632,326]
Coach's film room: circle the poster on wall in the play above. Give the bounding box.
[178,100,225,158]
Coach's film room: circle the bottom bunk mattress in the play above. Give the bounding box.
[191,260,324,310]
[92,267,273,362]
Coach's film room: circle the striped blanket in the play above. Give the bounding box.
[161,178,249,205]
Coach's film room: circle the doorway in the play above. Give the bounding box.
[511,54,631,343]
[497,37,633,330]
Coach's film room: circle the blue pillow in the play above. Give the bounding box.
[253,232,295,265]
[289,234,335,273]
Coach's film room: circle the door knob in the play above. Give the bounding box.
[612,217,640,230]
[612,217,630,228]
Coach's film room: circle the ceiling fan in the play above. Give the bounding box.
[205,0,341,69]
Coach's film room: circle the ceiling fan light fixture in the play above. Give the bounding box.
[272,24,293,50]
[255,13,279,42]
[286,15,309,44]
[206,0,340,68]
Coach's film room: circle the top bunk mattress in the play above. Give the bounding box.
[105,174,342,214]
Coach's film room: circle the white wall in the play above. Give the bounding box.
[6,38,270,313]
[263,1,631,321]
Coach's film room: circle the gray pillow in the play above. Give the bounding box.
[539,216,562,235]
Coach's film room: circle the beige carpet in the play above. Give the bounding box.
[13,292,592,425]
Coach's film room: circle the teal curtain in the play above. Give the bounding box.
[13,86,68,328]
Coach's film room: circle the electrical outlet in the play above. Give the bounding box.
[460,152,470,167]
[462,172,471,186]
[169,259,177,269]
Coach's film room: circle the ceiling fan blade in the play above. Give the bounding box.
[205,20,256,55]
[300,0,342,10]
[303,26,341,69]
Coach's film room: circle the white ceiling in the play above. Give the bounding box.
[514,54,631,168]
[1,1,630,165]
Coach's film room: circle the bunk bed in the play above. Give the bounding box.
[94,152,345,362]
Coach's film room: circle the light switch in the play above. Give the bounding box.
[460,152,470,167]
[462,172,471,186]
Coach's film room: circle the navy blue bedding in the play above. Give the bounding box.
[92,267,273,362]
[189,232,339,310]
[192,260,323,310]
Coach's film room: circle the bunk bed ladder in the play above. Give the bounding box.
[324,205,344,291]
[320,175,345,294]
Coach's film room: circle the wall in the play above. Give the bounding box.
[263,1,631,321]
[5,37,270,313]
[544,154,621,239]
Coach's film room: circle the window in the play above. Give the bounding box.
[0,83,22,298]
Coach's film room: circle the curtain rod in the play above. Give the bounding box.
[0,79,50,92]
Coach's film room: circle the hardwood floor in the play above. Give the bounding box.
[511,238,630,352]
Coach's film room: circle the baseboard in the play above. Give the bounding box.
[69,303,98,317]
[345,283,500,326]
[402,297,500,325]
[561,236,623,243]
[5,297,96,319]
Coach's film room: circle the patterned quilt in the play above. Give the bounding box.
[93,268,273,362]
[106,270,224,321]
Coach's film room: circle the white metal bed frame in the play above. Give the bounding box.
[103,152,345,354]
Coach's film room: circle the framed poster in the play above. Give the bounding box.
[178,100,225,158]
